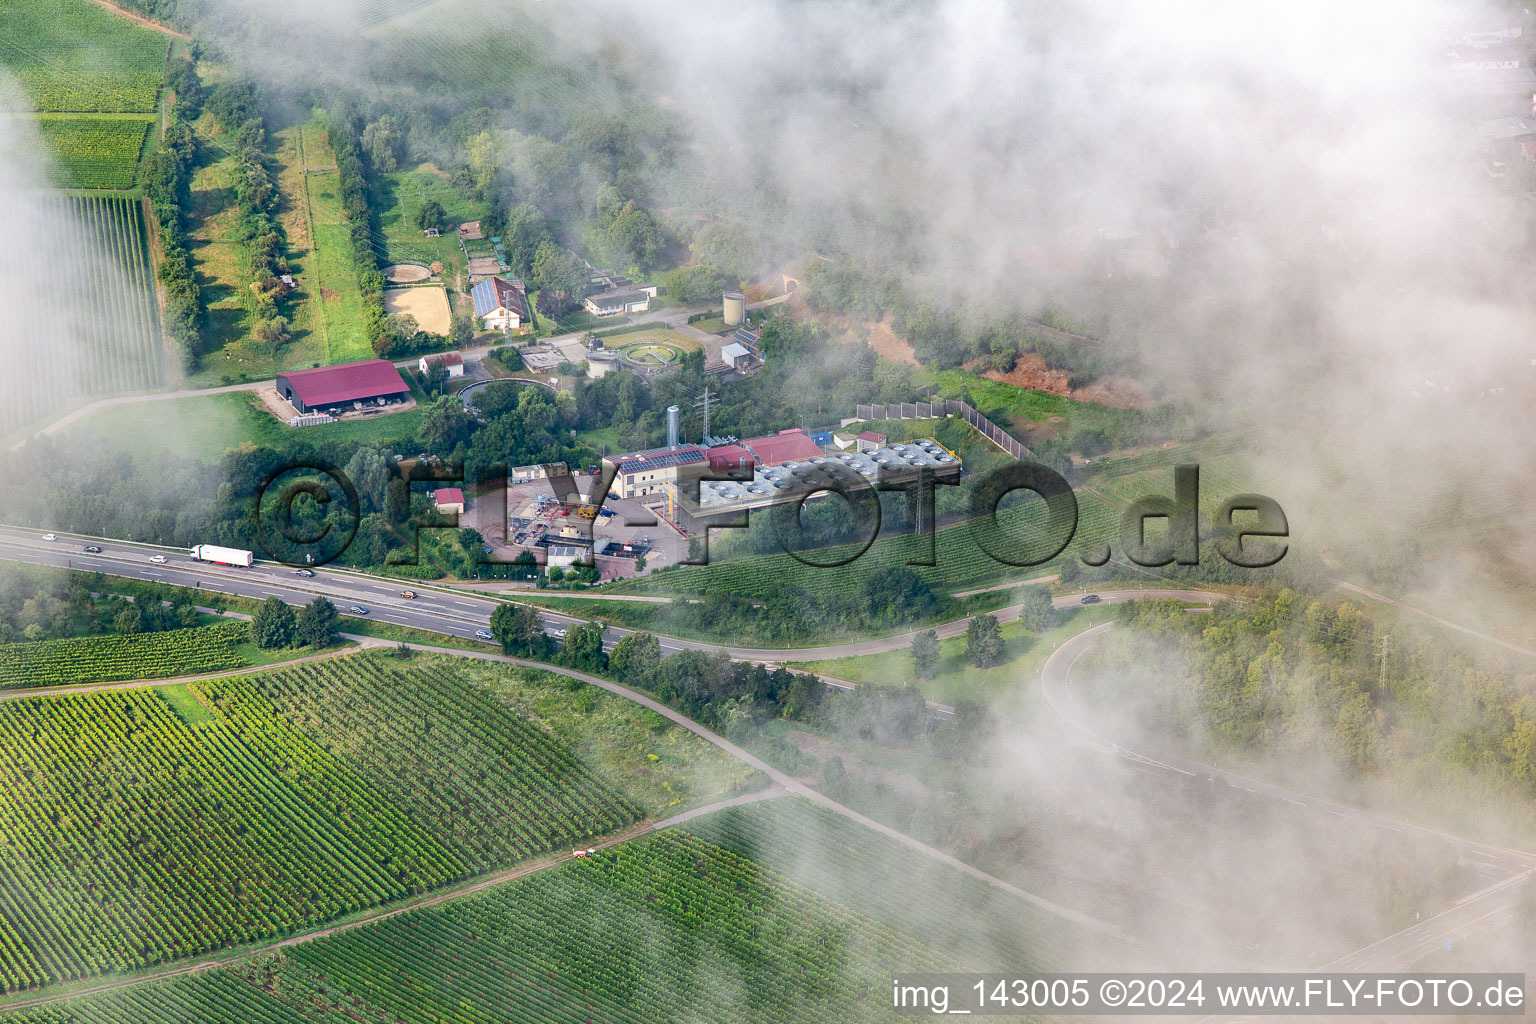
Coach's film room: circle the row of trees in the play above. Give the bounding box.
[206,81,292,351]
[249,596,340,649]
[144,54,205,369]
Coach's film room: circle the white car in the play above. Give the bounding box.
[149,554,168,564]
[41,533,55,541]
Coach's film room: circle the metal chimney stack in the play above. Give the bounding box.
[666,405,681,447]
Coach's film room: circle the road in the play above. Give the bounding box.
[0,525,1226,665]
[1041,623,1536,972]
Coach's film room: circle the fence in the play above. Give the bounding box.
[854,399,1033,459]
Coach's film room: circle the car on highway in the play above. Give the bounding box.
[400,590,417,599]
[349,605,369,615]
[1080,594,1102,604]
[149,554,168,564]
[41,533,55,541]
[292,568,315,577]
[83,545,102,554]
[474,629,495,641]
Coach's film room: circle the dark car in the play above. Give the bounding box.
[1080,594,1101,604]
[83,545,102,554]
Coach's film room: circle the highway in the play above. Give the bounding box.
[1042,623,1536,973]
[0,525,1224,664]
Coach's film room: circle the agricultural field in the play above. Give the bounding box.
[32,116,152,189]
[0,621,247,690]
[0,801,1104,1022]
[246,655,642,871]
[63,384,428,462]
[0,652,641,992]
[0,0,168,114]
[3,194,165,439]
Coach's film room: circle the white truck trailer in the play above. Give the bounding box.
[189,544,254,567]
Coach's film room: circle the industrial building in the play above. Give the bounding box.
[275,360,411,415]
[671,438,962,533]
[606,444,707,499]
[741,428,824,467]
[584,285,658,317]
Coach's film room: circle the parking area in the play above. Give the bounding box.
[465,479,689,581]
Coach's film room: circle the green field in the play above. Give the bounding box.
[0,799,1105,1018]
[0,652,641,992]
[375,162,486,276]
[796,603,1120,707]
[63,387,427,461]
[0,621,248,689]
[5,194,165,438]
[0,0,168,114]
[32,116,151,189]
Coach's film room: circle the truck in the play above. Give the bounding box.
[190,544,254,568]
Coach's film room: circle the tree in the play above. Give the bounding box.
[295,596,339,647]
[415,199,446,232]
[964,614,1004,667]
[250,595,296,648]
[420,395,474,454]
[113,602,143,635]
[361,114,404,173]
[450,311,475,348]
[1019,586,1056,632]
[910,628,939,679]
[490,602,547,657]
[608,631,661,685]
[560,620,607,671]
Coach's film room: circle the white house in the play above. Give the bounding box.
[583,284,658,317]
[419,351,465,378]
[472,276,528,331]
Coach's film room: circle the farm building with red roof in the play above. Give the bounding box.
[275,359,410,414]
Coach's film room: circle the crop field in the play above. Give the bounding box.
[246,655,642,871]
[625,486,1119,600]
[32,116,151,189]
[684,798,1122,970]
[0,621,247,690]
[0,0,168,114]
[2,194,165,438]
[1,806,1099,1022]
[0,653,640,992]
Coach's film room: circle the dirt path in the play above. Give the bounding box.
[85,0,191,40]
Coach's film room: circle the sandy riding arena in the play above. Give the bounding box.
[385,286,452,334]
[383,264,431,284]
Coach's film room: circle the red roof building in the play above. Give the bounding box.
[705,444,758,472]
[276,359,410,414]
[743,428,825,467]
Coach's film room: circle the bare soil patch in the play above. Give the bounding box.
[383,264,431,284]
[980,352,1145,410]
[385,286,452,335]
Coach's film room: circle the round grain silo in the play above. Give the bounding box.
[722,291,747,327]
